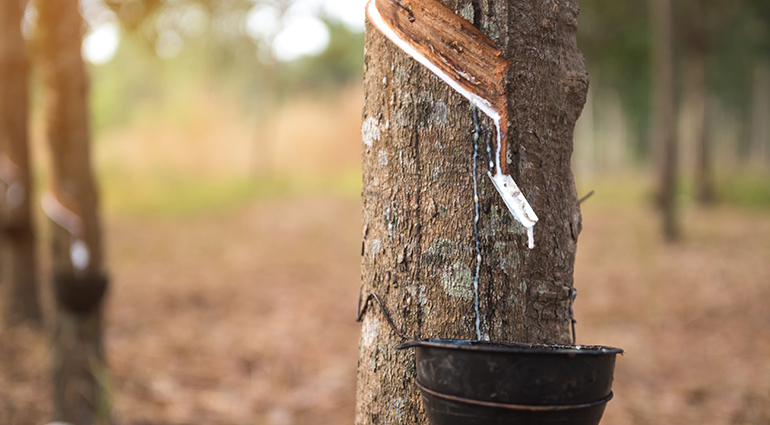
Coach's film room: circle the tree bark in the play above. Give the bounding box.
[650,0,679,240]
[356,0,588,423]
[36,0,110,423]
[0,0,42,326]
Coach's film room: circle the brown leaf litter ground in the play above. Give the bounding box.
[1,195,768,425]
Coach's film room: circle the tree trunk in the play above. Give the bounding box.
[356,0,588,423]
[679,0,714,205]
[36,0,110,423]
[684,47,715,205]
[0,0,42,326]
[750,61,770,172]
[650,0,679,240]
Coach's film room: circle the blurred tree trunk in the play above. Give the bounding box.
[356,0,588,423]
[680,0,714,205]
[750,61,770,172]
[650,0,679,240]
[37,0,110,423]
[250,64,278,177]
[0,0,42,326]
[686,48,714,205]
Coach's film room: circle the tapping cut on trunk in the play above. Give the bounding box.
[366,0,539,248]
[42,192,91,272]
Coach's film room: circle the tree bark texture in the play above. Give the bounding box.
[37,0,110,422]
[650,0,679,240]
[356,1,588,423]
[0,0,42,326]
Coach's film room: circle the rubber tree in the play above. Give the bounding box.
[687,49,714,206]
[676,0,740,206]
[750,61,770,171]
[0,0,42,326]
[37,0,110,423]
[355,0,589,423]
[650,0,679,240]
[677,0,713,205]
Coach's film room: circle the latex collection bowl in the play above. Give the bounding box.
[397,339,622,425]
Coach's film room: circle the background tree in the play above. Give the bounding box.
[649,0,679,240]
[578,0,652,162]
[0,0,42,325]
[676,0,714,205]
[743,0,770,172]
[674,0,742,205]
[37,0,110,422]
[356,0,588,423]
[749,60,769,171]
[579,0,770,211]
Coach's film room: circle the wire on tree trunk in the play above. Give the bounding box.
[578,190,595,205]
[356,289,409,340]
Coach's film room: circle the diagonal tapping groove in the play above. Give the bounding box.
[366,0,539,248]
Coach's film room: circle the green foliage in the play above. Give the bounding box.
[743,0,770,58]
[273,19,364,96]
[88,6,365,133]
[707,0,770,114]
[578,0,770,165]
[578,0,652,159]
[89,32,164,134]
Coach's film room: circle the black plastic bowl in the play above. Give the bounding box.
[417,380,612,425]
[53,273,109,314]
[398,339,622,406]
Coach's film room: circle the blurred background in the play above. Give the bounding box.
[0,0,768,424]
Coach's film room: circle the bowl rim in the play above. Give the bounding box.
[397,338,624,355]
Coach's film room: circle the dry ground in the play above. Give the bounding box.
[1,194,769,425]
